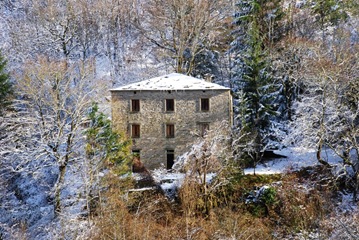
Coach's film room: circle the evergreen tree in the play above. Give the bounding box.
[188,47,220,80]
[0,50,12,113]
[231,0,282,166]
[86,103,132,174]
[309,0,348,43]
[85,102,132,214]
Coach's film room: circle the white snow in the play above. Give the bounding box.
[110,73,229,91]
[151,168,217,199]
[244,147,343,175]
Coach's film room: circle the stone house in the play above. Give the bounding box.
[110,73,233,170]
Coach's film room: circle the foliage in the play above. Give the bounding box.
[245,186,278,217]
[309,0,349,41]
[224,174,282,207]
[84,102,132,215]
[1,0,359,238]
[86,102,132,175]
[16,57,100,215]
[231,0,283,166]
[276,174,331,232]
[232,0,285,50]
[175,121,235,216]
[0,50,12,113]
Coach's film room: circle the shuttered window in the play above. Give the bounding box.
[131,124,140,138]
[131,99,140,112]
[166,124,175,138]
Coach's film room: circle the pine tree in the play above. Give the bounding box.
[86,102,132,174]
[309,0,348,43]
[84,102,132,214]
[0,50,12,113]
[231,0,282,166]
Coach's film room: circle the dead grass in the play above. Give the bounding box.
[91,169,340,239]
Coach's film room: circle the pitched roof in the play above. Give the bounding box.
[110,73,229,91]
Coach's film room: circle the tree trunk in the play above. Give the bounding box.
[353,172,358,202]
[316,139,331,167]
[54,163,67,214]
[54,131,73,215]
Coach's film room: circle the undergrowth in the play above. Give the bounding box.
[92,167,339,239]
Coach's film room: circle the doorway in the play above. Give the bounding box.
[166,149,174,170]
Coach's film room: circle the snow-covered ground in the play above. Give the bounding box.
[151,168,216,199]
[149,147,349,199]
[244,147,343,175]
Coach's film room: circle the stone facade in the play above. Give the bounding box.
[110,73,232,170]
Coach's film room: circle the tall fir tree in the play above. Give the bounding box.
[0,50,12,113]
[231,0,283,166]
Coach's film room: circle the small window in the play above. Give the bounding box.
[131,99,140,112]
[166,99,175,112]
[166,149,175,170]
[166,124,175,138]
[201,98,210,111]
[199,123,209,137]
[131,124,140,138]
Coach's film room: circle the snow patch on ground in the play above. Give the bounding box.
[151,168,217,199]
[244,147,343,175]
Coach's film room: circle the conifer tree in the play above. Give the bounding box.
[0,50,12,113]
[86,102,132,174]
[85,102,132,214]
[309,0,348,43]
[231,0,282,166]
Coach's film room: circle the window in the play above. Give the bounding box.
[131,124,140,138]
[131,99,140,112]
[166,99,175,112]
[200,98,210,111]
[166,149,175,170]
[198,122,209,137]
[166,124,175,138]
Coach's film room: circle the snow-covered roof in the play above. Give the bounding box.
[110,73,229,91]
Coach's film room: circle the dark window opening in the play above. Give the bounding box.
[167,150,174,170]
[199,123,209,137]
[166,99,175,112]
[166,124,175,138]
[201,98,210,111]
[131,124,140,138]
[131,99,140,112]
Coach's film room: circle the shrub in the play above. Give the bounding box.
[276,175,331,232]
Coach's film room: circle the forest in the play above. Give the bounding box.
[0,0,359,239]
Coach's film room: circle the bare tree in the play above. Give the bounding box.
[287,36,359,200]
[135,0,232,75]
[176,121,234,216]
[17,57,101,214]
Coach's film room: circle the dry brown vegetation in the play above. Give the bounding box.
[89,164,348,240]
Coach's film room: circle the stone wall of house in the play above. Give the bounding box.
[111,89,233,169]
